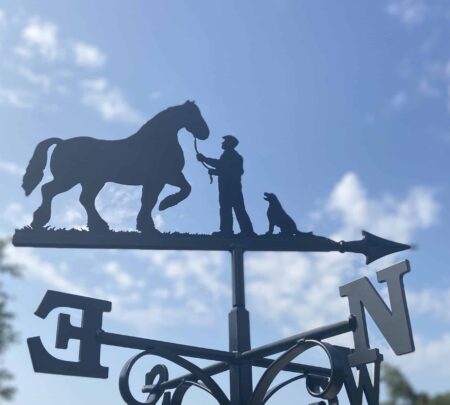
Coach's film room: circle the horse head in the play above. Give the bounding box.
[181,100,209,140]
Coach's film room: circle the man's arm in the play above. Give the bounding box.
[203,157,220,168]
[197,154,220,168]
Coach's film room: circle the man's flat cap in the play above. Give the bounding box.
[223,135,239,148]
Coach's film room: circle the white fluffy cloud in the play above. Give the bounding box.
[385,1,450,120]
[5,244,88,296]
[53,206,86,230]
[81,78,142,124]
[17,66,51,91]
[73,42,106,68]
[99,250,230,331]
[1,202,31,229]
[247,251,351,335]
[0,159,24,176]
[149,90,162,100]
[135,251,229,301]
[325,172,437,242]
[3,13,143,123]
[386,333,450,377]
[97,184,142,230]
[101,260,144,290]
[4,238,229,333]
[246,172,439,335]
[14,16,107,69]
[408,287,450,323]
[16,17,62,60]
[391,90,408,108]
[418,79,440,98]
[386,0,427,25]
[0,87,35,109]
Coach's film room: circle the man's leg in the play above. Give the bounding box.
[219,193,234,234]
[233,191,255,235]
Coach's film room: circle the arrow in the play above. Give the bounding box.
[337,230,411,264]
[13,228,411,264]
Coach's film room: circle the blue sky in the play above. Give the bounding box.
[0,0,449,403]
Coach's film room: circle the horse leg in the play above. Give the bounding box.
[79,183,109,232]
[158,172,191,211]
[137,182,165,233]
[31,179,75,228]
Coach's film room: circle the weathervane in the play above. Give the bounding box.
[13,101,415,404]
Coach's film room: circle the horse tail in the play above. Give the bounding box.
[22,137,62,196]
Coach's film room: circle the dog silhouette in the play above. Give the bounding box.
[264,192,310,236]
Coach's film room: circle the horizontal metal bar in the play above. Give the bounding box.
[240,317,355,360]
[253,358,330,377]
[97,330,234,362]
[98,318,353,365]
[13,228,341,253]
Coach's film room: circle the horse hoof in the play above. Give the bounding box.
[138,227,161,236]
[136,220,161,235]
[30,224,46,231]
[158,200,171,211]
[88,223,110,233]
[30,220,49,230]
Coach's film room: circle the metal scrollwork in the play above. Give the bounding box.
[141,364,169,404]
[249,339,346,405]
[171,380,219,405]
[119,349,231,405]
[263,374,306,403]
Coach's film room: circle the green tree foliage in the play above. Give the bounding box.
[0,239,19,401]
[382,364,450,405]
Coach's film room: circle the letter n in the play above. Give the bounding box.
[339,260,414,366]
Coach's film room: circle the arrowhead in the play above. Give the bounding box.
[361,230,411,264]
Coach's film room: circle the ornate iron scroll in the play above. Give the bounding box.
[250,340,345,405]
[118,339,363,404]
[119,349,230,405]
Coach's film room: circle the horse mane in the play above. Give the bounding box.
[130,105,178,139]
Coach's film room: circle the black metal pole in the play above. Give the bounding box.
[228,246,253,405]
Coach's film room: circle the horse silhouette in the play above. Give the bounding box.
[22,101,209,233]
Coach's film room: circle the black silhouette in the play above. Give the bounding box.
[22,101,209,233]
[15,100,412,265]
[264,192,310,236]
[197,135,255,237]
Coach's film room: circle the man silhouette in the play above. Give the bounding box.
[197,135,255,237]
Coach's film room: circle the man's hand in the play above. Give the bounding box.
[208,169,215,176]
[197,153,206,162]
